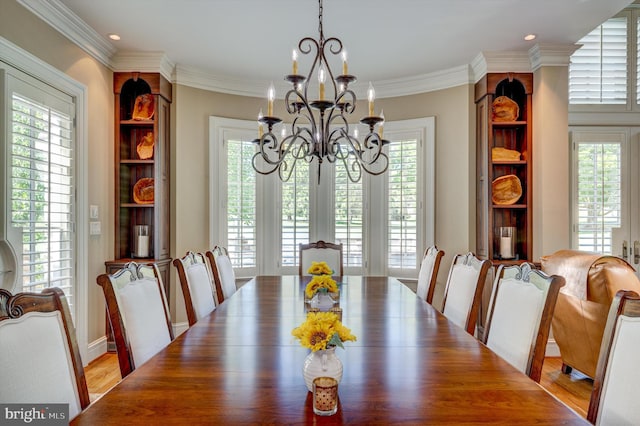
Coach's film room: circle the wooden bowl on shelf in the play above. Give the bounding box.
[491,174,522,205]
[133,178,154,204]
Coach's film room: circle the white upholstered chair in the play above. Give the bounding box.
[416,245,445,304]
[0,287,90,420]
[206,246,237,303]
[441,252,491,335]
[96,262,174,378]
[173,251,217,326]
[587,290,640,425]
[482,262,564,382]
[299,240,343,277]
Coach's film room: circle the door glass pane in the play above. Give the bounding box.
[11,93,74,304]
[388,138,418,268]
[226,139,257,267]
[335,166,362,267]
[281,161,309,267]
[576,142,621,253]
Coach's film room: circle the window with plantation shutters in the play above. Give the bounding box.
[387,137,419,269]
[335,166,362,267]
[281,161,310,267]
[225,137,257,268]
[211,116,434,276]
[10,91,75,302]
[569,16,627,105]
[573,135,623,254]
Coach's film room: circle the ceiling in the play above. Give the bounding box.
[53,0,633,97]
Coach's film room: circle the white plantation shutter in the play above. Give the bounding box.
[10,91,75,303]
[335,166,362,267]
[281,161,309,267]
[226,138,257,268]
[574,138,622,254]
[636,16,640,104]
[570,17,627,105]
[387,138,418,269]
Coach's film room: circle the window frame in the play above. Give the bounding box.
[570,128,629,254]
[569,9,638,114]
[0,37,88,361]
[209,116,435,278]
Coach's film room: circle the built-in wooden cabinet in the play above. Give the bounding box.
[104,72,172,351]
[475,73,533,264]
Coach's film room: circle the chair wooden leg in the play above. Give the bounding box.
[561,363,573,374]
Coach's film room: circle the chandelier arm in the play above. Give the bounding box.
[288,131,313,160]
[338,150,362,183]
[291,106,316,133]
[257,132,301,166]
[320,36,343,98]
[298,36,321,103]
[361,132,385,163]
[284,88,304,116]
[278,145,305,182]
[252,151,279,175]
[336,89,357,115]
[358,152,390,176]
[326,116,350,157]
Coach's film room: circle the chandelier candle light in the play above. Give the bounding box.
[253,0,389,183]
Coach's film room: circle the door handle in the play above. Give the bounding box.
[634,241,639,264]
[623,240,628,260]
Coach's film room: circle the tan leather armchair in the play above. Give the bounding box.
[540,249,640,378]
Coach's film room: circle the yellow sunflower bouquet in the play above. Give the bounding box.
[307,261,333,276]
[292,311,356,351]
[305,274,339,299]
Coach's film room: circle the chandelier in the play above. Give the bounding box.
[253,0,389,183]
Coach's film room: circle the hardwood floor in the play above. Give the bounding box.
[539,357,594,418]
[85,353,121,402]
[85,353,593,417]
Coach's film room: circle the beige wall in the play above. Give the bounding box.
[533,66,571,257]
[1,1,114,346]
[2,0,570,354]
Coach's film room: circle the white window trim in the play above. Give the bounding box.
[374,117,435,278]
[0,36,89,363]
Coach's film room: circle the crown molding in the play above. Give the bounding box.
[173,65,273,98]
[529,43,581,70]
[472,44,580,80]
[17,0,558,98]
[17,0,116,67]
[112,51,175,82]
[471,51,532,82]
[175,63,473,99]
[374,65,474,98]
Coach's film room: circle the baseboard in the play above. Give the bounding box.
[173,321,189,337]
[86,336,108,365]
[545,338,560,357]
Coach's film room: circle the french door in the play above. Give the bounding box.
[571,128,640,279]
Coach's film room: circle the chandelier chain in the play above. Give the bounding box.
[318,0,324,42]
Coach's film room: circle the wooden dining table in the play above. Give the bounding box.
[72,275,587,424]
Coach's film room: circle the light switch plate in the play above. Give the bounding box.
[90,221,101,235]
[90,205,99,219]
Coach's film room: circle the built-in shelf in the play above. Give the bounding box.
[475,72,533,264]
